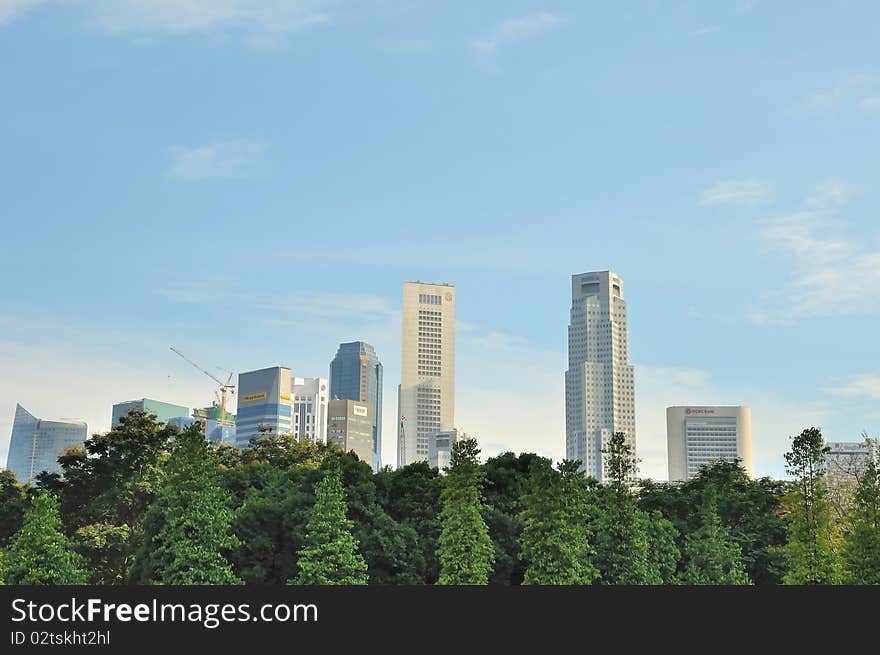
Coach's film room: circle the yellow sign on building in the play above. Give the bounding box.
[241,391,268,403]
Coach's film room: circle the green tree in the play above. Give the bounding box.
[519,460,599,585]
[639,459,787,585]
[4,493,86,585]
[594,432,655,584]
[36,409,176,583]
[0,470,27,547]
[290,461,368,585]
[677,488,750,585]
[647,511,681,585]
[483,452,548,584]
[437,438,495,585]
[842,440,880,584]
[375,462,442,583]
[782,427,841,585]
[130,424,241,585]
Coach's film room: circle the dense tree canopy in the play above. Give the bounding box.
[1,420,878,586]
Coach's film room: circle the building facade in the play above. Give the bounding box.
[5,404,88,482]
[235,366,292,447]
[329,341,384,471]
[429,428,464,471]
[398,281,456,467]
[292,377,329,444]
[666,406,754,481]
[327,399,374,465]
[564,271,636,481]
[824,440,878,490]
[111,398,190,428]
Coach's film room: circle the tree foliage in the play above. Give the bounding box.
[677,487,750,585]
[130,424,241,585]
[639,459,787,584]
[842,442,880,584]
[519,460,599,585]
[782,428,841,585]
[437,439,495,585]
[290,461,368,585]
[3,493,86,585]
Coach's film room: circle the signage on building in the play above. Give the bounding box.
[353,405,368,417]
[280,394,291,402]
[240,392,268,403]
[686,408,716,415]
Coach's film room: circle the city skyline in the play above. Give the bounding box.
[2,3,879,480]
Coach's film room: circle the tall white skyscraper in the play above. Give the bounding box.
[398,281,455,467]
[565,271,636,481]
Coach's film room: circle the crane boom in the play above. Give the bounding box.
[170,347,228,388]
[169,346,236,423]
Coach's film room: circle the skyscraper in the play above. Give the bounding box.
[398,281,455,467]
[235,366,292,447]
[5,404,88,482]
[666,406,754,480]
[329,341,383,471]
[292,377,329,444]
[565,271,636,481]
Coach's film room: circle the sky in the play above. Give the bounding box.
[1,1,878,481]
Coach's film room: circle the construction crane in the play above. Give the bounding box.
[170,346,235,422]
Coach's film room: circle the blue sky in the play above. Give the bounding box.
[1,1,878,480]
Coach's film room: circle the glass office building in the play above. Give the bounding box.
[329,341,383,471]
[5,404,87,482]
[111,398,190,428]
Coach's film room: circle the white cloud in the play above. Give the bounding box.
[692,25,720,36]
[859,96,880,112]
[81,0,330,45]
[699,178,773,207]
[805,178,854,209]
[472,12,561,52]
[803,73,880,112]
[169,140,267,180]
[826,375,880,401]
[750,184,880,324]
[0,1,331,45]
[0,0,45,24]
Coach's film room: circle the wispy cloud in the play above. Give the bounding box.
[169,140,267,180]
[472,12,561,53]
[699,178,773,207]
[859,96,880,113]
[750,181,880,324]
[826,375,880,401]
[692,25,720,36]
[803,73,880,113]
[1,1,331,45]
[0,0,45,25]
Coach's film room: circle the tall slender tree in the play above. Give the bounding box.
[3,493,86,585]
[130,424,241,584]
[519,460,599,585]
[842,439,880,584]
[782,427,841,584]
[594,432,654,584]
[437,439,495,585]
[677,487,750,585]
[291,460,368,585]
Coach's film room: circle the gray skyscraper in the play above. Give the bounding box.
[329,341,383,471]
[5,404,88,482]
[565,271,636,481]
